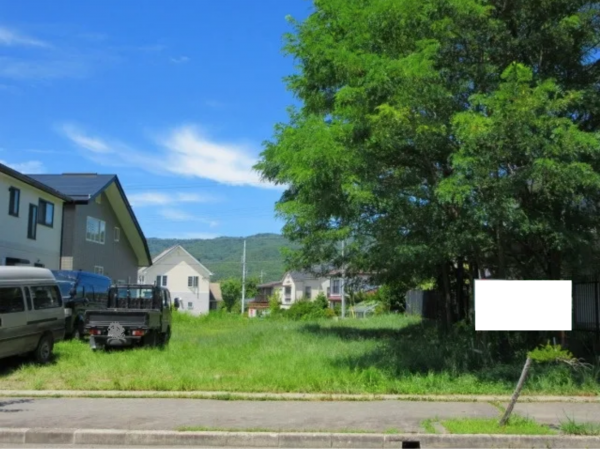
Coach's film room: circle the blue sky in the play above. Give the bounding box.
[0,0,312,239]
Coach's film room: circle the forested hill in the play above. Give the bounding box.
[146,233,293,282]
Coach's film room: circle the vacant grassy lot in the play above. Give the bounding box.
[1,313,598,394]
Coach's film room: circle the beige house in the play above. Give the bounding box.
[138,245,212,315]
[0,163,69,269]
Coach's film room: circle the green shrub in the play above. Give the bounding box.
[314,292,328,310]
[286,299,329,321]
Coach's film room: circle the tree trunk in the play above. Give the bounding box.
[499,357,532,426]
[441,262,453,330]
[496,224,506,279]
[457,257,465,322]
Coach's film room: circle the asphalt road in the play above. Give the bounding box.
[1,397,600,433]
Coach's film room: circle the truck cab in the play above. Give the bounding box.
[84,284,179,351]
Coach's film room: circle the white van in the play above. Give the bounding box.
[0,266,65,364]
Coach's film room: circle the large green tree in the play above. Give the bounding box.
[255,0,600,325]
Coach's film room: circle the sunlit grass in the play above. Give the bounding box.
[0,312,598,394]
[440,415,556,435]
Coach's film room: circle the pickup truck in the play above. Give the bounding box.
[84,284,180,351]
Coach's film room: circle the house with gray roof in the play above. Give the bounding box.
[27,173,152,283]
[0,163,71,269]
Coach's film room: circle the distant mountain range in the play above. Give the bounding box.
[146,233,293,282]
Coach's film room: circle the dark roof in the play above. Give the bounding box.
[28,173,152,267]
[257,280,283,288]
[0,163,71,201]
[27,173,115,202]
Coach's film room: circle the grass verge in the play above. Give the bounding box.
[0,313,598,394]
[560,418,600,435]
[439,415,556,435]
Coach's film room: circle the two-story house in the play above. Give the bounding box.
[27,173,152,282]
[0,163,70,269]
[138,245,213,315]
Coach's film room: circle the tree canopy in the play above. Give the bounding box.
[255,0,600,324]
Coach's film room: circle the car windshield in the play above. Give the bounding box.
[116,288,153,299]
[57,281,74,298]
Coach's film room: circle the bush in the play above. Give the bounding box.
[286,299,329,321]
[314,292,328,310]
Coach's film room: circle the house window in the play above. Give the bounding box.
[284,286,292,302]
[94,266,104,275]
[114,227,120,242]
[27,204,38,240]
[156,275,167,287]
[38,199,54,227]
[188,276,199,287]
[187,302,193,310]
[331,279,340,295]
[86,216,106,244]
[304,286,312,299]
[8,187,20,217]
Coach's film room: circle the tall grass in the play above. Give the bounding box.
[0,313,598,394]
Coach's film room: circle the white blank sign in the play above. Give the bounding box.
[475,280,572,331]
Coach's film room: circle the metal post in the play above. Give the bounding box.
[341,240,346,318]
[241,239,247,314]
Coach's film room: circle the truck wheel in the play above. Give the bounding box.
[159,327,171,347]
[73,321,85,340]
[143,331,158,348]
[33,334,54,364]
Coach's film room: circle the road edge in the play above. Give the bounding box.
[0,390,598,402]
[0,428,599,448]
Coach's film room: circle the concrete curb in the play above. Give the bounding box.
[0,390,598,402]
[0,428,599,448]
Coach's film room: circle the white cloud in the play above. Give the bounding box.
[0,26,49,48]
[160,125,278,189]
[59,122,281,190]
[152,231,219,240]
[170,56,190,64]
[61,124,113,153]
[158,208,219,227]
[0,159,46,173]
[128,191,217,207]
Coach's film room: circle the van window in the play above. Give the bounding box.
[31,285,62,310]
[0,287,25,313]
[24,287,33,311]
[76,284,85,298]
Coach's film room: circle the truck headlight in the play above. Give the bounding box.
[64,308,72,317]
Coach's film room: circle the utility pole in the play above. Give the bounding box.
[241,239,247,314]
[260,270,265,283]
[341,240,346,318]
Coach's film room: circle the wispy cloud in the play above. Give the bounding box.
[160,125,278,189]
[59,122,281,190]
[61,123,112,153]
[158,208,219,227]
[0,159,46,173]
[128,191,218,207]
[170,56,190,64]
[151,231,220,240]
[0,26,50,48]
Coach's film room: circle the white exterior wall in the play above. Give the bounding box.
[138,247,210,316]
[279,273,331,309]
[0,172,64,270]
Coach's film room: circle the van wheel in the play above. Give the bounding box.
[33,334,54,364]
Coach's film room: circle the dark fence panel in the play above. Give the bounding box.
[406,289,440,320]
[573,281,600,334]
